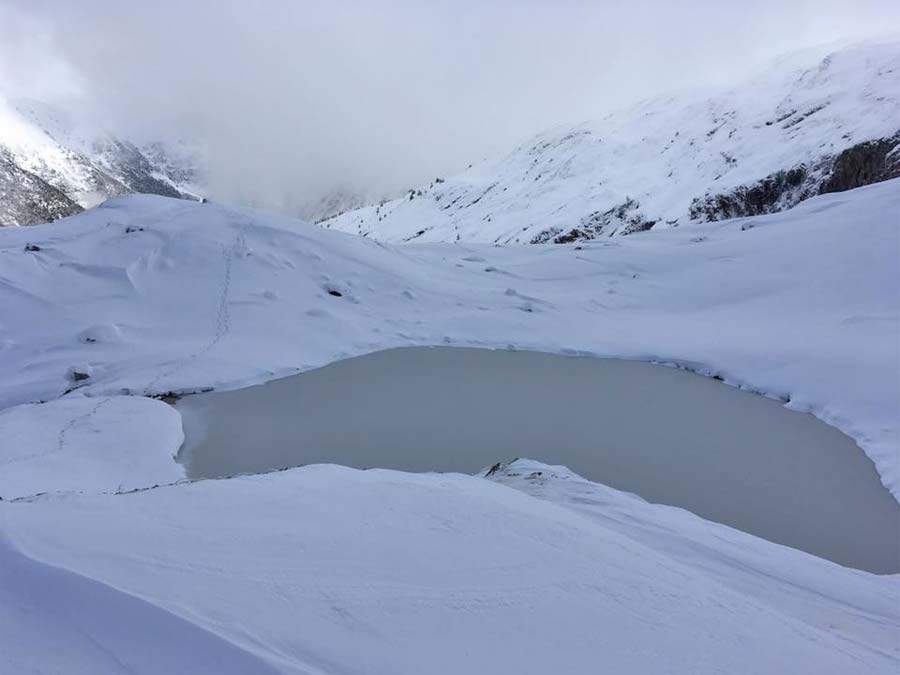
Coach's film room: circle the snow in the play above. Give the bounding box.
[0,177,898,672]
[0,535,283,675]
[0,394,184,500]
[1,180,897,499]
[324,40,900,243]
[485,460,900,661]
[2,461,898,674]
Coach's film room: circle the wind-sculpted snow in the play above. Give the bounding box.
[325,41,900,243]
[0,536,286,675]
[484,460,900,665]
[3,463,899,674]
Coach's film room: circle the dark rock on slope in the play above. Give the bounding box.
[0,150,83,225]
[689,133,900,223]
[820,133,900,194]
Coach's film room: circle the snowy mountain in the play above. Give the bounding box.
[323,41,900,243]
[1,180,898,672]
[1,181,898,500]
[0,96,203,226]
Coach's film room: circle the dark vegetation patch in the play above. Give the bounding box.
[531,198,657,244]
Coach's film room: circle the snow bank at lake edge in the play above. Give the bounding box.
[3,461,898,674]
[0,395,184,500]
[0,180,897,500]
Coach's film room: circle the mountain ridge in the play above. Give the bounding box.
[0,96,203,225]
[323,40,900,243]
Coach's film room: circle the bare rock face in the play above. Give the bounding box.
[688,133,900,223]
[689,166,816,222]
[820,133,900,194]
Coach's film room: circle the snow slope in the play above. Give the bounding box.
[0,395,183,499]
[3,461,899,674]
[0,180,898,673]
[0,96,203,225]
[0,179,897,500]
[0,535,283,675]
[324,40,900,243]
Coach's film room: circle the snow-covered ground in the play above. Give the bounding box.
[0,178,898,672]
[0,394,183,499]
[324,40,900,243]
[2,459,898,674]
[1,180,898,498]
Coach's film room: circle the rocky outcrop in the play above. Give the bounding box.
[689,133,900,223]
[689,166,816,222]
[531,199,657,244]
[819,133,900,194]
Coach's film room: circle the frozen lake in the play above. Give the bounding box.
[177,347,900,573]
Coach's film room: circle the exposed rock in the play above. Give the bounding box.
[532,199,657,244]
[819,133,900,194]
[689,133,900,222]
[689,166,815,222]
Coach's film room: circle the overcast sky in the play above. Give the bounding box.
[1,1,898,212]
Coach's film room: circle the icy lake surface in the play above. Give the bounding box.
[177,347,900,573]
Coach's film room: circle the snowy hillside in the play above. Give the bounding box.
[1,179,898,672]
[0,96,203,225]
[1,180,898,498]
[324,41,900,243]
[3,459,898,675]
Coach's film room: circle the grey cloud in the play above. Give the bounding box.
[2,0,899,213]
